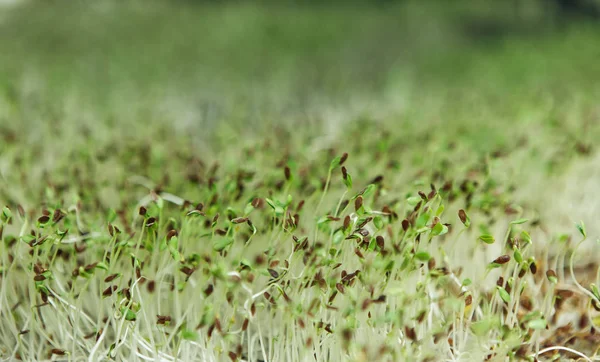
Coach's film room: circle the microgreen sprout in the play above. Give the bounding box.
[1,4,599,361]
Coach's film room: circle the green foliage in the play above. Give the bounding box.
[478,234,495,244]
[0,2,598,361]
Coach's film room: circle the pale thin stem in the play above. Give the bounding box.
[569,237,597,302]
[533,346,592,362]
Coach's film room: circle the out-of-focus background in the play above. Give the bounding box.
[1,0,599,130]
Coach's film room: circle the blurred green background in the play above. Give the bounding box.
[1,0,598,135]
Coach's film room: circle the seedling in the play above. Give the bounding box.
[0,9,598,361]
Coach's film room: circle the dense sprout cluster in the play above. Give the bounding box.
[1,127,599,361]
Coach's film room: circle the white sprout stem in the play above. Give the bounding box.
[113,325,131,356]
[67,204,87,232]
[159,192,185,205]
[132,191,185,223]
[257,320,269,362]
[87,328,107,362]
[108,277,143,357]
[134,330,176,362]
[128,175,155,190]
[533,346,592,362]
[59,231,102,244]
[445,264,483,320]
[46,287,96,326]
[569,238,598,302]
[163,302,193,348]
[132,281,158,360]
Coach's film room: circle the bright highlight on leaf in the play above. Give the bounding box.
[496,286,511,303]
[479,234,495,244]
[431,222,446,236]
[510,218,528,225]
[576,221,587,238]
[415,251,431,261]
[526,319,546,330]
